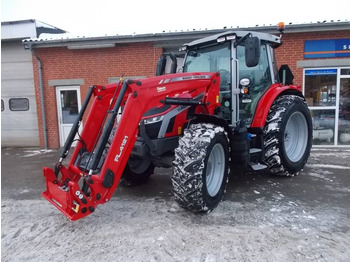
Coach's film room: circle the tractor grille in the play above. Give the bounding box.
[144,122,162,139]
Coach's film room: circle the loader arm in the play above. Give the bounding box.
[42,72,221,220]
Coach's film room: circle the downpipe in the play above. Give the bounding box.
[30,47,48,149]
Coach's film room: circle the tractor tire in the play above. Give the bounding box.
[171,123,229,212]
[108,127,154,185]
[122,156,155,184]
[263,95,312,176]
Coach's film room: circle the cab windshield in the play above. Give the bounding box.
[183,42,231,73]
[183,42,231,91]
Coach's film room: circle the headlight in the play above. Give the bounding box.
[144,115,164,124]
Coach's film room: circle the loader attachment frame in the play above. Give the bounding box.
[42,72,221,220]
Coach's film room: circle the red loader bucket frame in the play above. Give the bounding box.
[42,72,221,220]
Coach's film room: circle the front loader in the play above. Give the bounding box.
[43,25,313,220]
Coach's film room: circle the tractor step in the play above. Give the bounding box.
[250,148,261,154]
[249,147,262,163]
[249,162,267,171]
[249,148,266,170]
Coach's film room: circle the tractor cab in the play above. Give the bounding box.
[180,31,282,125]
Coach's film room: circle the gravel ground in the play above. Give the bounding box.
[1,147,350,261]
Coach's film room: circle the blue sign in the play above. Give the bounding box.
[305,69,337,76]
[304,39,350,58]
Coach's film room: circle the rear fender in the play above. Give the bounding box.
[250,84,303,128]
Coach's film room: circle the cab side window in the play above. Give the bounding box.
[237,43,272,124]
[238,43,272,92]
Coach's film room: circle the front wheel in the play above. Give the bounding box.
[171,123,229,212]
[264,95,312,176]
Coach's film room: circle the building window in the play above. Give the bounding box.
[304,68,350,146]
[9,98,29,111]
[339,77,350,145]
[304,69,337,107]
[1,99,4,111]
[312,109,336,145]
[341,68,350,75]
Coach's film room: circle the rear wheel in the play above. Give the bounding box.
[122,156,155,184]
[264,95,312,176]
[172,123,229,212]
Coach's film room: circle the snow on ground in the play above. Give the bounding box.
[1,147,350,261]
[306,164,350,170]
[2,195,350,261]
[22,149,53,157]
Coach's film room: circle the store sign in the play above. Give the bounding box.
[304,39,350,58]
[305,69,337,76]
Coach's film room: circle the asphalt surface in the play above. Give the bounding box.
[1,147,350,261]
[2,147,350,208]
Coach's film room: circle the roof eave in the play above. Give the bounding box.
[23,21,350,49]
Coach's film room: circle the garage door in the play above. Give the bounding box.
[1,41,39,147]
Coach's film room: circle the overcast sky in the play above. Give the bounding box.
[1,0,349,37]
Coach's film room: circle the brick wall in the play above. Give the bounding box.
[275,30,350,86]
[32,31,350,148]
[33,42,163,148]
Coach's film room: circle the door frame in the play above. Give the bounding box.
[55,86,82,147]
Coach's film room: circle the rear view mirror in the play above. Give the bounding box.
[245,37,260,67]
[156,55,166,76]
[156,52,178,75]
[168,52,178,74]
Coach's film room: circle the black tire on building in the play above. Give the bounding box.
[172,123,229,212]
[264,95,312,176]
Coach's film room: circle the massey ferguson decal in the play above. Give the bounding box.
[157,86,166,92]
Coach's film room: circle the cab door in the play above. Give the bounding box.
[236,43,273,125]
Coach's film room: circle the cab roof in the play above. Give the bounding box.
[184,30,281,48]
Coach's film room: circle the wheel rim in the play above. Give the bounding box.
[206,143,225,197]
[284,111,308,162]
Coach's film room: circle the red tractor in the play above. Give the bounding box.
[42,26,312,220]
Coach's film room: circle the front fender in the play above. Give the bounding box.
[250,84,303,128]
[190,114,232,140]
